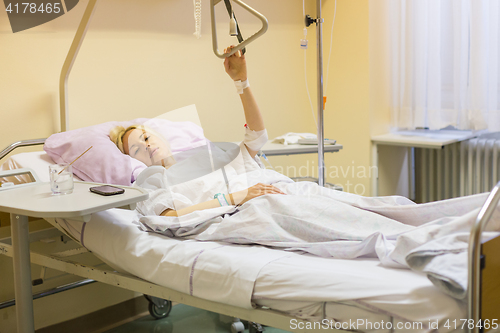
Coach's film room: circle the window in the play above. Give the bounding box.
[388,0,500,131]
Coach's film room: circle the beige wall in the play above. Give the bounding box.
[0,0,374,194]
[0,0,315,143]
[322,0,371,195]
[0,0,379,329]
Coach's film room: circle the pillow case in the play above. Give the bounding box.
[44,117,206,186]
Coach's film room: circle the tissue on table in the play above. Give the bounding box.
[272,133,317,145]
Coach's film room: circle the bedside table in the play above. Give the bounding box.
[0,181,148,333]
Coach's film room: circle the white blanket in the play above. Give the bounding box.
[82,208,454,314]
[137,177,500,300]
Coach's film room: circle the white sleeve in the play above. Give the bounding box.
[133,166,192,216]
[243,127,268,152]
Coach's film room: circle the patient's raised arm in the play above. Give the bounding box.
[224,46,267,158]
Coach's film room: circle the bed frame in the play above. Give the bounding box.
[1,142,500,333]
[469,186,500,332]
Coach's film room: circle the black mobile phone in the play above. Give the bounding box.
[89,185,125,196]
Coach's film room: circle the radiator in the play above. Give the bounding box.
[414,133,500,203]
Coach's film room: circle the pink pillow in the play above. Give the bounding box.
[44,118,206,185]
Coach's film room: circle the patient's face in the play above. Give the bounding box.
[123,128,174,167]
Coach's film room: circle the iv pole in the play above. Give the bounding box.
[317,0,325,187]
[306,0,325,186]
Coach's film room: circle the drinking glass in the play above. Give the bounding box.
[49,164,74,195]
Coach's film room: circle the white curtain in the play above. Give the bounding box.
[388,0,500,131]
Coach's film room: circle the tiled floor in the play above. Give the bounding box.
[104,304,291,333]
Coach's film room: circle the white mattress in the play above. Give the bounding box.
[1,152,466,332]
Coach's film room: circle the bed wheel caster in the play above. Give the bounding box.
[144,295,172,320]
[230,318,245,333]
[249,322,265,333]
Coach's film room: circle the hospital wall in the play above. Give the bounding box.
[0,0,378,330]
[368,0,409,196]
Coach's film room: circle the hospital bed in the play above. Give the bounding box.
[2,0,500,330]
[1,122,500,333]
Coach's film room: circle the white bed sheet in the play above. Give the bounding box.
[78,208,465,332]
[1,152,466,331]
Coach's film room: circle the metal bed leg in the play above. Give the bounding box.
[11,213,34,333]
[0,279,97,310]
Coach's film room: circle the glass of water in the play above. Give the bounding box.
[49,164,74,195]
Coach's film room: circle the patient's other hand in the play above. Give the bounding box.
[230,183,285,206]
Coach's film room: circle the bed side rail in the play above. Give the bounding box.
[0,168,40,190]
[0,139,46,162]
[468,181,500,332]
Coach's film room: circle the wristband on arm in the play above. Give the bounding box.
[234,79,250,94]
[214,193,230,206]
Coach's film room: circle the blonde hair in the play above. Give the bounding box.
[109,124,165,154]
[109,125,143,154]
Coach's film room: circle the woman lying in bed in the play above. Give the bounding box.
[110,45,287,217]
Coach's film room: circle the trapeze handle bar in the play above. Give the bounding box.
[211,0,268,59]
